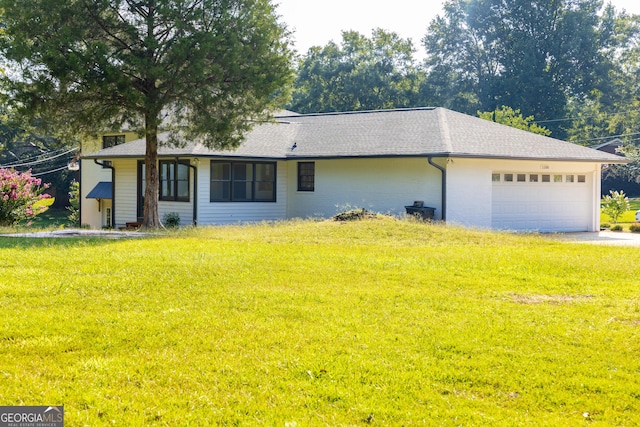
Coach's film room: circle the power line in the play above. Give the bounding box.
[533,109,640,125]
[0,146,73,166]
[31,164,74,177]
[0,147,79,168]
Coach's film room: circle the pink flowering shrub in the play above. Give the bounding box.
[0,168,51,226]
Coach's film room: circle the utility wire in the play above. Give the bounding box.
[0,147,79,168]
[0,146,73,166]
[31,164,75,177]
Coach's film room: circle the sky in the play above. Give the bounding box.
[276,0,640,57]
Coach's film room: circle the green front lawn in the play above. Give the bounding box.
[1,219,639,425]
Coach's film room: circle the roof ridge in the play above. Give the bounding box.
[436,108,453,153]
[276,107,437,118]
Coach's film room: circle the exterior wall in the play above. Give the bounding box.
[80,131,140,228]
[112,158,197,228]
[80,160,113,228]
[286,157,443,220]
[82,153,604,232]
[196,159,288,224]
[446,158,602,232]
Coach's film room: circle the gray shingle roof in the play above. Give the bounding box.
[84,107,627,163]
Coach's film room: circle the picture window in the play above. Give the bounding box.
[210,161,276,202]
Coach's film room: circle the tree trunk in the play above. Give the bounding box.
[142,126,163,228]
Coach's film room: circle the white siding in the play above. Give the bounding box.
[80,159,113,228]
[446,158,493,228]
[197,159,288,224]
[112,159,138,227]
[446,158,601,232]
[287,158,442,219]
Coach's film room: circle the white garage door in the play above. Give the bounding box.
[491,172,593,232]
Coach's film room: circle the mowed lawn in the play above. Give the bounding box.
[1,219,639,426]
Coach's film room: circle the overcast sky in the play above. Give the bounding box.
[276,0,640,56]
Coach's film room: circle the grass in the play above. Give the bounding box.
[1,218,640,426]
[600,198,640,227]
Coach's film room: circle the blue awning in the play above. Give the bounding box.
[86,181,112,199]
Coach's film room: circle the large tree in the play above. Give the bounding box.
[422,0,620,138]
[288,29,424,113]
[0,0,293,227]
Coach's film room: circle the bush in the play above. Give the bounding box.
[0,168,51,226]
[600,223,611,229]
[67,180,80,226]
[601,190,630,224]
[163,212,180,228]
[629,223,640,233]
[610,224,623,231]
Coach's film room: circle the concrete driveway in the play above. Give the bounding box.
[548,231,640,246]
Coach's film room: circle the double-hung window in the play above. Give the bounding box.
[297,162,315,192]
[210,161,276,202]
[159,160,190,202]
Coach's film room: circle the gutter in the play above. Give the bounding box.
[94,159,115,228]
[428,156,446,221]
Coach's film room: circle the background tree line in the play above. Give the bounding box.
[288,0,640,145]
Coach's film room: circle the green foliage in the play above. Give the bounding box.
[66,180,79,226]
[610,224,624,231]
[0,0,294,227]
[288,29,424,113]
[478,106,551,136]
[422,0,627,138]
[1,220,640,425]
[162,212,180,228]
[629,223,640,232]
[0,168,52,226]
[601,190,630,223]
[564,8,640,146]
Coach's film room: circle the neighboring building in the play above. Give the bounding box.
[593,138,640,197]
[81,107,627,232]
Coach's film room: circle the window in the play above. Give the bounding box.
[504,174,514,182]
[159,160,190,202]
[102,135,125,149]
[566,175,574,183]
[517,174,526,182]
[298,162,315,191]
[578,175,586,183]
[491,173,501,182]
[529,174,538,182]
[542,174,550,182]
[554,175,563,183]
[210,161,276,202]
[137,161,146,219]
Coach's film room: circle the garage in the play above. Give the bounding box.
[491,171,593,232]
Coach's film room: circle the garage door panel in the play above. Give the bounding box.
[492,173,593,232]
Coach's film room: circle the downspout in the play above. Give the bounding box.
[94,159,115,228]
[188,161,197,226]
[428,156,446,221]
